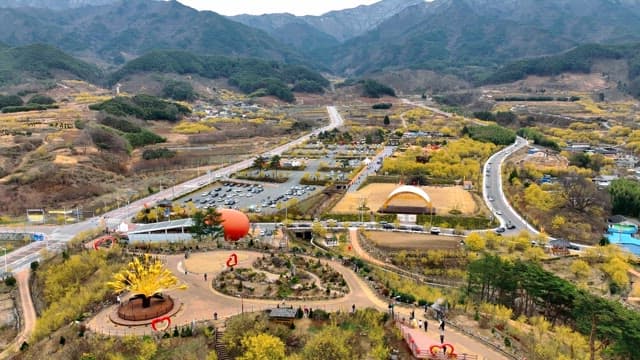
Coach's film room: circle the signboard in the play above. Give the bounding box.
[26,209,45,224]
[397,214,417,224]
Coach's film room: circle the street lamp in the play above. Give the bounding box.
[236,294,244,314]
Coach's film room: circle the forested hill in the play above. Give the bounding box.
[0,43,102,86]
[110,51,329,102]
[325,0,640,77]
[0,0,301,65]
[484,43,640,97]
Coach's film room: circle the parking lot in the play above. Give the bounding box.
[178,180,319,214]
[176,141,385,215]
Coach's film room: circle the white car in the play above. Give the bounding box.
[495,210,503,215]
[430,227,441,235]
[488,197,495,201]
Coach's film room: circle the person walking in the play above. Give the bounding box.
[204,273,207,281]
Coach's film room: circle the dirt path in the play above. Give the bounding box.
[0,270,36,359]
[400,111,408,129]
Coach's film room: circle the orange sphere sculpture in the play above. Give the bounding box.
[218,208,250,241]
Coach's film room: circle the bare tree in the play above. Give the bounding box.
[559,173,610,213]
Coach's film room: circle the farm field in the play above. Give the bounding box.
[364,231,461,250]
[331,183,477,215]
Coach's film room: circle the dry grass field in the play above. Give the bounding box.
[331,183,477,215]
[364,231,461,250]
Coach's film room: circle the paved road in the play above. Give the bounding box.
[347,146,395,193]
[482,136,535,236]
[0,106,345,272]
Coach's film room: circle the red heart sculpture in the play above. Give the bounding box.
[151,316,171,331]
[226,253,238,268]
[429,343,456,356]
[94,236,115,250]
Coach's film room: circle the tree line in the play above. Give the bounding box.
[467,255,640,359]
[89,94,190,122]
[516,127,560,151]
[463,125,516,145]
[109,50,329,102]
[609,178,640,218]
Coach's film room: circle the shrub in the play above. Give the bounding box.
[125,130,166,148]
[0,94,24,109]
[27,94,55,105]
[311,309,330,320]
[30,261,39,272]
[372,103,393,109]
[162,80,196,101]
[1,104,59,113]
[99,115,142,133]
[4,276,16,287]
[142,148,176,160]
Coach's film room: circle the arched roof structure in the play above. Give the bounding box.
[380,185,433,211]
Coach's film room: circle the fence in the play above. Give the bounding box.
[87,302,353,337]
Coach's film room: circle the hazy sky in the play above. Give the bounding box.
[177,0,380,16]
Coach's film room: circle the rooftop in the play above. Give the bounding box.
[127,218,194,235]
[268,308,297,319]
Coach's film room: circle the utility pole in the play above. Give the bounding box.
[0,247,6,275]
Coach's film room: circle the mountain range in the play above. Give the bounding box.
[231,0,424,51]
[0,0,117,9]
[1,0,640,82]
[0,0,301,65]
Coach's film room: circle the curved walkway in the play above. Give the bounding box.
[86,250,381,336]
[347,229,510,360]
[0,270,36,359]
[86,249,508,359]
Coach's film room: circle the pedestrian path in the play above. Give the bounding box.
[85,250,509,359]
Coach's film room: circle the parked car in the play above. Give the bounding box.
[495,227,506,234]
[506,221,516,230]
[430,227,441,235]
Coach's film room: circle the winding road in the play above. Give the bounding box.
[0,103,520,358]
[0,106,344,272]
[483,136,536,235]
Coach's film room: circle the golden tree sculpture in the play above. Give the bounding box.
[108,255,186,308]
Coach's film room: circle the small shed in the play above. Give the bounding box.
[549,239,570,256]
[268,307,297,325]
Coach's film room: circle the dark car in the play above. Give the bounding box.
[382,223,395,229]
[495,227,506,234]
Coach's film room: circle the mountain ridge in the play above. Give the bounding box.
[0,0,302,65]
[231,0,424,52]
[0,0,119,9]
[324,0,640,77]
